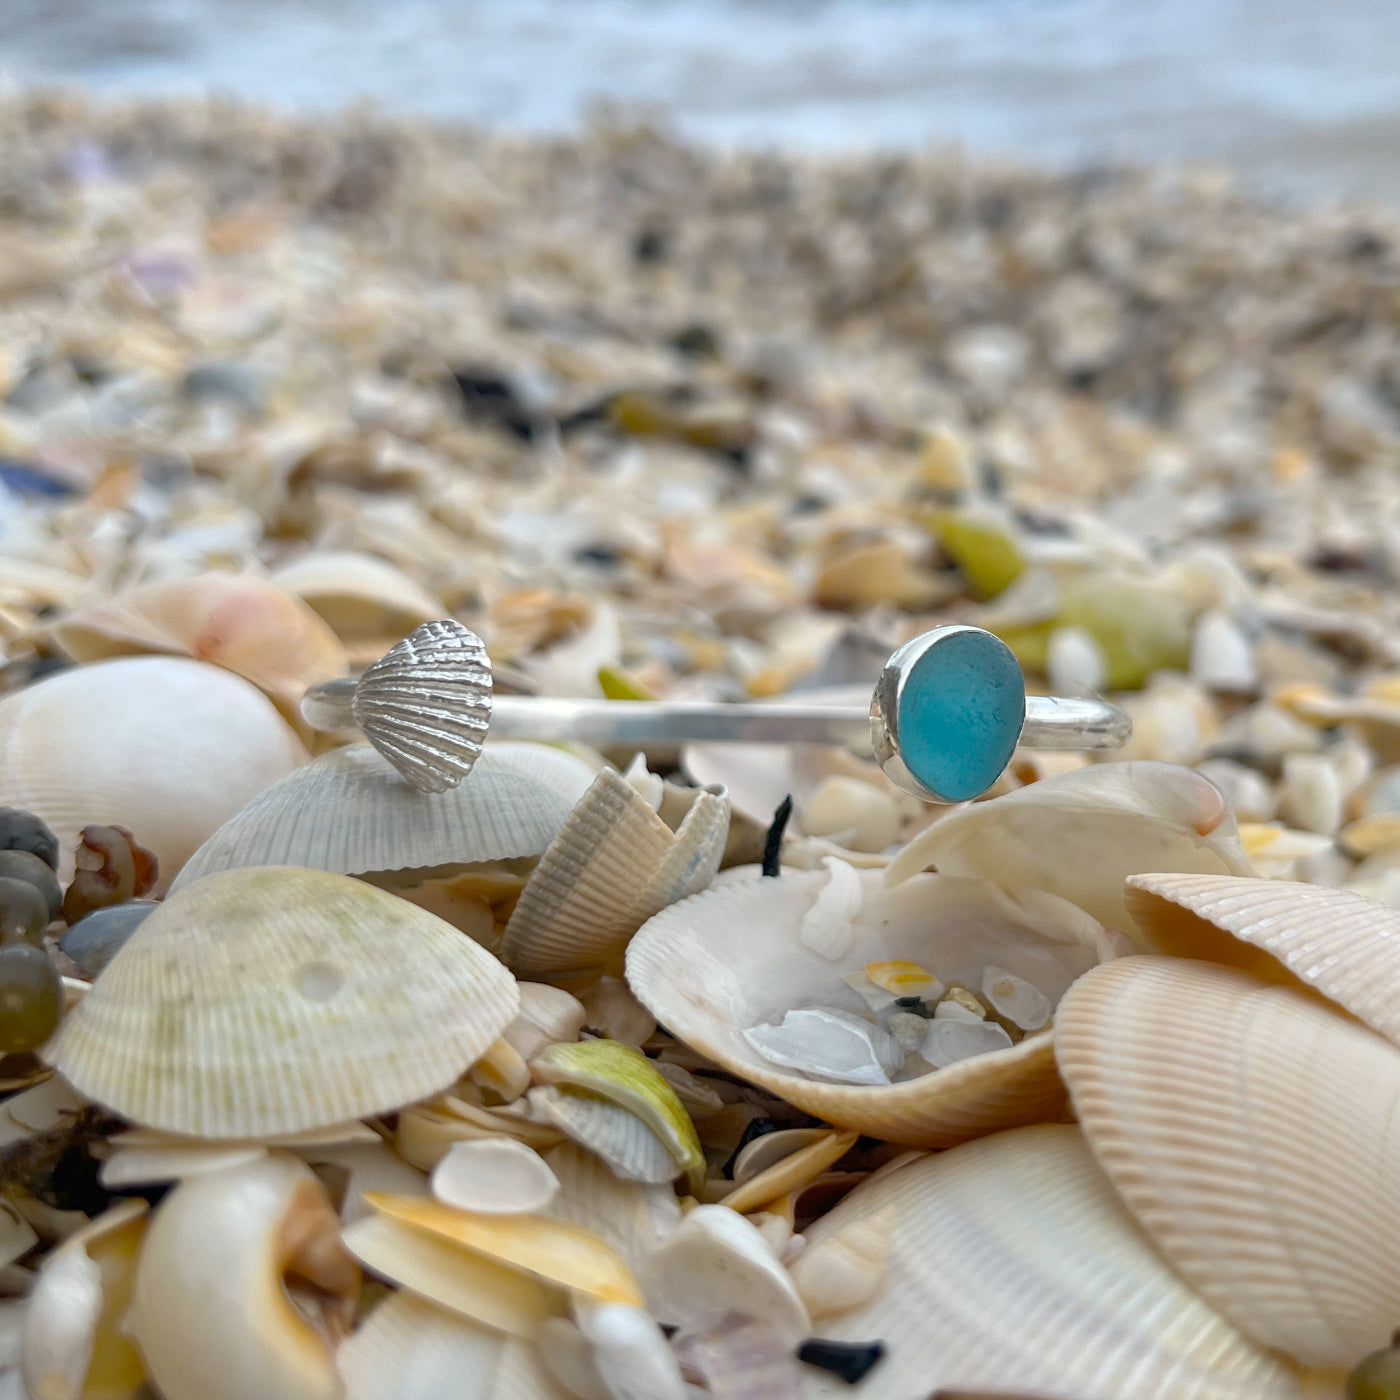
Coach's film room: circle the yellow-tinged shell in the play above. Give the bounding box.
[170,743,570,893]
[1125,872,1400,1037]
[720,1128,858,1214]
[362,1192,644,1305]
[0,656,307,892]
[44,572,347,739]
[1055,956,1400,1368]
[528,1085,680,1185]
[45,866,520,1137]
[884,761,1252,936]
[268,551,445,643]
[499,768,728,980]
[795,1124,1300,1399]
[127,1154,359,1400]
[626,869,1105,1147]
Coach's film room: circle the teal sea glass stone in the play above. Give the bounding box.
[896,630,1026,802]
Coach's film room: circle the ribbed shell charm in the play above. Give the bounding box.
[351,621,493,793]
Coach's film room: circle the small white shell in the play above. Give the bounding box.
[635,1204,810,1345]
[576,1302,688,1400]
[171,743,570,892]
[431,1139,560,1216]
[542,1142,682,1270]
[502,984,589,1063]
[499,768,728,979]
[337,1290,501,1400]
[351,620,493,794]
[802,777,901,854]
[1190,610,1256,691]
[528,1086,679,1185]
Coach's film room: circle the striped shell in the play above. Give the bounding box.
[794,1124,1300,1399]
[45,865,520,1136]
[351,621,492,793]
[499,768,729,980]
[170,743,570,892]
[1055,955,1400,1368]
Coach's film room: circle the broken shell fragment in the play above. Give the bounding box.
[542,1141,682,1270]
[528,1085,681,1185]
[430,1139,560,1216]
[743,1008,905,1086]
[720,1129,859,1215]
[46,865,520,1136]
[786,1204,895,1319]
[127,1154,359,1400]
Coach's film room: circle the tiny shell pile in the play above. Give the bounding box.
[4,91,1400,1400]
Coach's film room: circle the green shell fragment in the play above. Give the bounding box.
[928,507,1026,599]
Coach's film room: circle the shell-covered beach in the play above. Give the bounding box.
[1,93,1400,1398]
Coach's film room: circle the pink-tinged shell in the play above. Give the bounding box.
[1055,955,1400,1368]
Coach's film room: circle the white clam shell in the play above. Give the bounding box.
[577,1302,688,1400]
[542,1141,682,1270]
[627,868,1106,1146]
[0,656,307,892]
[46,866,520,1137]
[431,1138,560,1215]
[351,620,492,793]
[1056,955,1400,1368]
[794,1124,1301,1399]
[883,761,1252,936]
[338,1291,501,1400]
[528,1085,680,1184]
[488,742,601,807]
[128,1154,358,1400]
[499,767,729,979]
[170,742,571,893]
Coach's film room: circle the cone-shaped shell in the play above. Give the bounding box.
[269,551,445,643]
[626,869,1102,1146]
[46,572,347,738]
[499,768,728,979]
[792,1124,1300,1399]
[45,866,520,1136]
[0,656,307,892]
[1126,872,1400,1038]
[884,761,1252,936]
[170,743,570,893]
[351,621,492,794]
[1055,956,1400,1368]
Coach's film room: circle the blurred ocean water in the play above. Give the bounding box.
[2,0,1398,203]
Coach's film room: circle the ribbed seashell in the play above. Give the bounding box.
[541,1142,682,1270]
[1124,873,1400,1033]
[350,620,492,794]
[341,1214,558,1338]
[795,1124,1300,1399]
[528,1086,680,1184]
[128,1155,359,1400]
[487,742,601,807]
[268,550,445,644]
[46,866,520,1137]
[0,657,307,892]
[44,573,347,741]
[884,761,1252,937]
[1056,956,1400,1368]
[499,768,729,979]
[337,1291,501,1400]
[170,743,570,893]
[627,869,1106,1146]
[21,1198,147,1400]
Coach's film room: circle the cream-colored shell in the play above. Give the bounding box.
[0,656,307,891]
[794,1124,1301,1399]
[170,743,570,892]
[44,572,347,739]
[626,869,1104,1146]
[46,866,520,1137]
[487,743,601,807]
[499,768,729,979]
[269,551,445,643]
[338,1291,501,1400]
[1125,872,1400,1038]
[884,761,1252,936]
[527,1086,680,1184]
[1055,956,1400,1368]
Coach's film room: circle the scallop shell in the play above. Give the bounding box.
[626,869,1106,1146]
[268,551,445,644]
[1125,872,1400,1037]
[0,656,307,892]
[793,1124,1300,1399]
[499,768,729,980]
[350,621,493,794]
[337,1291,501,1400]
[1055,955,1400,1368]
[170,743,570,893]
[46,865,520,1136]
[527,1085,680,1185]
[44,572,347,740]
[884,761,1252,936]
[541,1141,682,1269]
[487,742,601,807]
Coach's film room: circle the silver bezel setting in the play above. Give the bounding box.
[869,623,1026,804]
